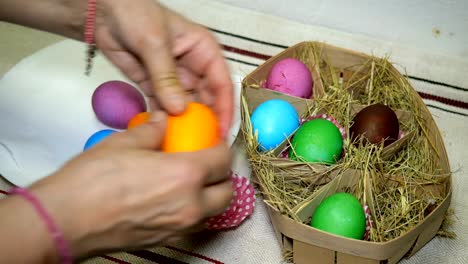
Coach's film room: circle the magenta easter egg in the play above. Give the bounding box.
[265,58,313,98]
[92,80,147,129]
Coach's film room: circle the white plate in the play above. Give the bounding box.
[0,39,243,187]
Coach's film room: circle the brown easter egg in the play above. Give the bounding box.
[350,103,399,147]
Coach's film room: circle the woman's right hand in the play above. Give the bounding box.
[29,111,234,259]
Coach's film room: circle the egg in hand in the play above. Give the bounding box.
[128,102,220,152]
[162,102,220,152]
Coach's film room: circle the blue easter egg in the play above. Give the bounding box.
[250,99,300,151]
[83,129,117,151]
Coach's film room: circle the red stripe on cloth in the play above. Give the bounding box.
[0,189,9,195]
[101,255,131,264]
[165,246,224,264]
[222,44,271,61]
[127,250,188,264]
[221,44,468,110]
[418,91,468,110]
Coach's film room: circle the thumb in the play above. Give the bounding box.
[139,27,187,115]
[110,111,168,150]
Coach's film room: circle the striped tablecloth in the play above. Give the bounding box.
[1,0,468,263]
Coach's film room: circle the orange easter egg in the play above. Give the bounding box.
[128,112,151,129]
[162,102,220,152]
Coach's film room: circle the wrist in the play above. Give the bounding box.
[0,0,104,43]
[1,193,60,263]
[56,0,109,42]
[28,179,85,259]
[62,0,95,41]
[0,0,83,41]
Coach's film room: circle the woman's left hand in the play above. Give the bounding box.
[94,0,234,137]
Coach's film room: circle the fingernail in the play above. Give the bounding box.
[149,111,165,123]
[167,94,185,112]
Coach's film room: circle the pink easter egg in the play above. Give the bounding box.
[265,58,313,98]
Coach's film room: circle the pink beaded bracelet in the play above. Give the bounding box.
[10,187,73,264]
[84,0,97,76]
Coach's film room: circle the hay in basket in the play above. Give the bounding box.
[240,41,455,249]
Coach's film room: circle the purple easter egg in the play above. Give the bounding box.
[265,58,313,98]
[92,80,147,129]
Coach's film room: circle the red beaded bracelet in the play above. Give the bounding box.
[84,0,97,76]
[10,187,73,264]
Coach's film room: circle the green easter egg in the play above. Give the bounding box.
[289,118,343,164]
[310,193,366,240]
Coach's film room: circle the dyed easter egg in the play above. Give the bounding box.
[350,103,399,147]
[265,58,313,98]
[289,118,343,164]
[83,129,117,151]
[92,80,147,129]
[128,112,151,129]
[162,102,220,152]
[310,192,366,240]
[250,99,300,151]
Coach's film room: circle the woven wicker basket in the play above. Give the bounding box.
[239,41,452,264]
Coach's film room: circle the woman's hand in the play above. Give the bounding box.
[29,112,234,259]
[1,0,234,136]
[95,0,234,137]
